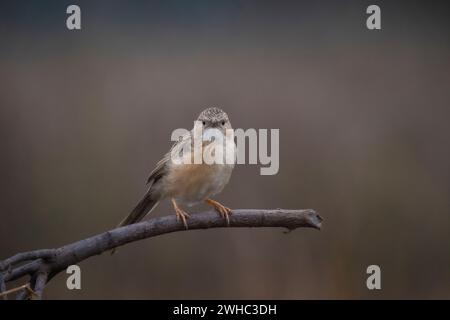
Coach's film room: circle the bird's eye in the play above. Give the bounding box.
[221,121,225,126]
[202,121,206,125]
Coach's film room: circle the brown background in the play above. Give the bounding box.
[1,0,449,298]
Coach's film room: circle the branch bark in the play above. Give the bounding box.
[0,208,322,299]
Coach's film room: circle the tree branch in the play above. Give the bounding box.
[0,249,56,272]
[32,270,48,299]
[0,208,322,299]
[0,273,6,300]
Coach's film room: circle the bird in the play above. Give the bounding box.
[116,107,235,232]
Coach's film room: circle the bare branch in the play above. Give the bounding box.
[4,259,42,282]
[0,283,35,300]
[0,249,56,272]
[32,270,49,299]
[0,208,322,299]
[0,273,6,300]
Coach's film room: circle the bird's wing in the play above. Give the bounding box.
[146,153,169,186]
[146,131,192,185]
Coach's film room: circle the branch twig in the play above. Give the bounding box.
[32,270,49,299]
[0,249,56,272]
[0,208,322,299]
[0,283,36,300]
[0,273,6,300]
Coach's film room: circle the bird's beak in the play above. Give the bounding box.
[202,127,224,142]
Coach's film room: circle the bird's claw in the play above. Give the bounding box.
[175,207,190,229]
[214,203,232,226]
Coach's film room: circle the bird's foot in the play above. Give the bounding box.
[172,198,190,229]
[175,207,190,229]
[205,199,232,225]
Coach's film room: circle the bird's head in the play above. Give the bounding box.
[197,107,232,134]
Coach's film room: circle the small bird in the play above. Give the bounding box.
[116,107,235,231]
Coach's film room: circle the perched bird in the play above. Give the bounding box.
[116,107,235,231]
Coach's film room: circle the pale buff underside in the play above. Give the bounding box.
[153,135,235,206]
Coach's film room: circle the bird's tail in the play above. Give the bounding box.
[118,190,159,228]
[111,190,159,255]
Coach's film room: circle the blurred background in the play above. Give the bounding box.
[1,0,449,299]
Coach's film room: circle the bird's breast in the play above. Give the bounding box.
[163,161,233,205]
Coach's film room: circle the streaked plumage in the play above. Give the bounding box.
[116,107,235,234]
